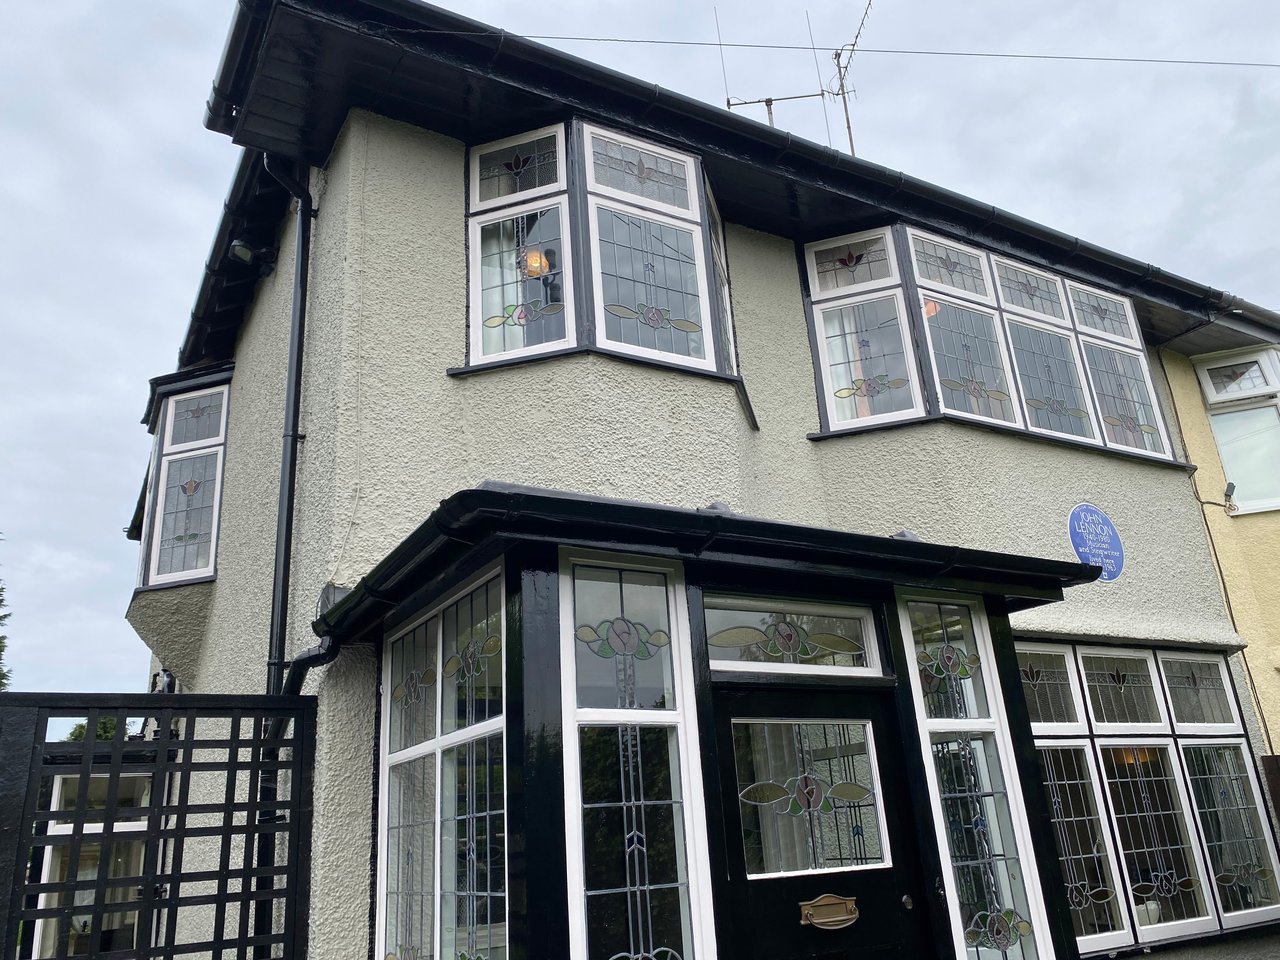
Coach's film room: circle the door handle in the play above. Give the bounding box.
[799,893,860,930]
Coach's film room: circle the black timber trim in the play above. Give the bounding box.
[142,361,236,431]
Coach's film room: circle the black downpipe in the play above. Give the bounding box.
[265,154,313,697]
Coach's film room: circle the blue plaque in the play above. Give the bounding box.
[1068,503,1124,583]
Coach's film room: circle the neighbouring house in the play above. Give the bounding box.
[115,3,1280,960]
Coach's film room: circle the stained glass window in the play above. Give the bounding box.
[704,598,870,670]
[911,234,989,299]
[441,735,506,960]
[924,297,1018,424]
[1016,649,1079,727]
[155,451,219,577]
[811,232,893,294]
[385,755,437,960]
[590,133,692,214]
[909,601,989,721]
[1207,361,1269,398]
[733,721,885,874]
[388,616,438,753]
[820,296,916,423]
[477,204,569,357]
[1080,653,1162,727]
[996,261,1065,321]
[596,206,706,362]
[1082,342,1165,454]
[441,579,504,735]
[573,565,675,710]
[168,391,224,447]
[1007,320,1096,439]
[476,131,560,205]
[1069,286,1134,341]
[1161,658,1234,727]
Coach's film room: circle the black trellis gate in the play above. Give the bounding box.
[0,694,316,960]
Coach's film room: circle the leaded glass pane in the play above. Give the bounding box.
[1210,406,1280,506]
[813,234,892,293]
[580,725,693,960]
[1183,744,1280,914]
[591,134,691,212]
[1100,745,1208,926]
[388,617,438,753]
[924,298,1017,423]
[1016,650,1078,726]
[996,262,1065,320]
[37,840,146,957]
[156,452,218,576]
[1037,747,1124,941]
[1207,361,1269,397]
[704,599,869,669]
[385,755,436,960]
[1008,321,1095,439]
[441,735,506,960]
[478,206,567,356]
[733,721,884,874]
[597,207,705,360]
[441,578,503,735]
[1069,287,1134,340]
[1081,654,1162,726]
[573,565,675,710]
[1083,342,1165,453]
[931,733,1039,959]
[911,236,988,298]
[476,132,559,203]
[168,391,223,447]
[1163,659,1234,726]
[821,297,915,422]
[909,601,989,721]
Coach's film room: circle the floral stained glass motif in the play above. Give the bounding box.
[168,391,224,446]
[812,234,893,293]
[734,721,884,874]
[440,735,506,960]
[911,236,989,299]
[821,296,914,422]
[388,616,439,753]
[590,134,691,212]
[1008,321,1095,439]
[1162,659,1234,726]
[384,755,436,960]
[704,601,868,669]
[476,132,559,203]
[574,565,675,711]
[441,578,503,735]
[597,208,705,361]
[478,206,567,356]
[909,601,989,722]
[1069,287,1134,341]
[996,262,1065,320]
[1082,342,1165,453]
[1080,654,1161,726]
[924,298,1017,424]
[156,452,219,576]
[1207,361,1269,397]
[1016,649,1079,726]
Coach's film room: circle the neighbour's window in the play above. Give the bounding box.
[1194,348,1280,513]
[1018,642,1280,952]
[144,385,229,585]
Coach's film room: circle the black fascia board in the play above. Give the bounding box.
[141,361,236,431]
[311,482,1101,644]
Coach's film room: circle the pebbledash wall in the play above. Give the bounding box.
[128,110,1270,960]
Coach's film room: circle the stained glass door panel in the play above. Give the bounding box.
[710,687,935,960]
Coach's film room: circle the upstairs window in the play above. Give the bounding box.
[1194,348,1280,513]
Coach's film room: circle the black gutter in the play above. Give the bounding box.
[263,155,314,697]
[205,0,272,135]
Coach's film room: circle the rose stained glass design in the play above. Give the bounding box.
[1008,321,1095,439]
[1207,360,1269,397]
[1016,650,1079,726]
[704,601,868,669]
[821,296,914,422]
[909,602,989,722]
[1183,744,1280,914]
[574,566,675,711]
[384,755,436,960]
[156,452,218,576]
[924,298,1017,424]
[911,236,988,298]
[168,391,224,446]
[812,235,892,292]
[1069,287,1134,340]
[476,132,559,203]
[1100,745,1208,926]
[441,735,506,960]
[1080,654,1161,726]
[580,726,692,960]
[478,206,567,356]
[441,578,503,735]
[1162,659,1234,726]
[388,616,439,753]
[996,262,1065,320]
[1037,747,1125,941]
[733,721,884,874]
[591,135,691,212]
[1082,342,1165,453]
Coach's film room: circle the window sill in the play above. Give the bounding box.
[132,574,217,597]
[448,345,759,429]
[1082,916,1280,959]
[808,412,1196,472]
[1229,501,1280,516]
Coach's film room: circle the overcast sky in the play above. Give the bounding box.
[1,0,1277,695]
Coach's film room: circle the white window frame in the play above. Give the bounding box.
[702,594,882,679]
[1207,397,1280,514]
[469,123,567,214]
[897,591,1057,960]
[704,184,739,375]
[803,227,900,302]
[905,227,997,306]
[1032,738,1135,954]
[160,385,229,454]
[586,195,718,372]
[1005,312,1104,446]
[1076,646,1171,736]
[1079,337,1173,459]
[558,549,719,960]
[1065,279,1141,348]
[812,287,926,430]
[374,563,508,960]
[1092,736,1219,943]
[992,255,1071,328]
[1194,347,1280,405]
[147,445,225,586]
[1177,737,1280,929]
[467,193,577,363]
[581,122,701,222]
[1017,640,1088,736]
[730,716,893,880]
[917,289,1025,430]
[1155,651,1243,736]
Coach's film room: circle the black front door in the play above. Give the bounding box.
[710,684,937,960]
